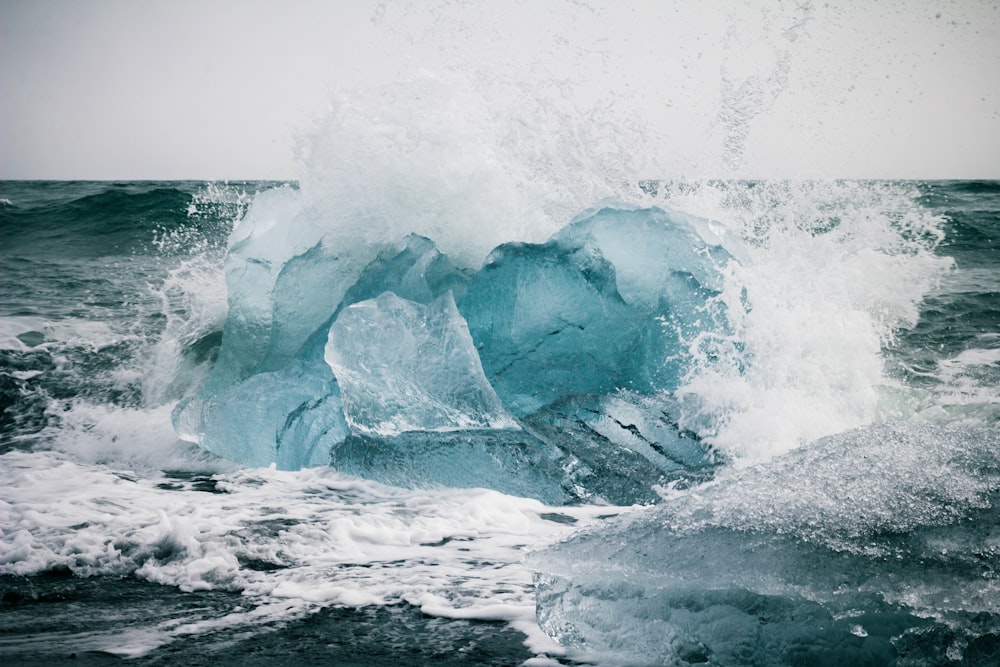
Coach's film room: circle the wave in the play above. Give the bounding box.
[0,181,265,258]
[148,79,960,484]
[1,89,998,667]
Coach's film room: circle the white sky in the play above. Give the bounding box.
[2,0,998,180]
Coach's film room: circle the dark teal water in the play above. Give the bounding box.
[1,180,998,665]
[3,181,996,436]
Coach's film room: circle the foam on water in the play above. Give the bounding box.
[2,8,997,662]
[0,447,614,659]
[0,316,126,352]
[37,402,230,473]
[141,182,255,404]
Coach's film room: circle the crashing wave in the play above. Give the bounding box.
[172,201,726,503]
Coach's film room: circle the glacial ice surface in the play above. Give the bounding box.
[201,187,318,393]
[174,232,470,470]
[552,206,731,306]
[327,391,717,506]
[531,422,1000,665]
[176,203,727,501]
[172,353,348,470]
[326,291,518,437]
[459,206,731,414]
[459,236,643,416]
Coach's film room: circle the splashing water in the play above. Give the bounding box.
[2,2,998,664]
[656,180,952,461]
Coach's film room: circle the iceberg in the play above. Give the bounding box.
[337,233,472,311]
[324,292,714,504]
[552,206,732,306]
[201,187,320,393]
[329,430,572,504]
[459,206,732,415]
[328,392,716,506]
[522,392,716,505]
[174,360,347,469]
[552,206,733,392]
[531,422,1000,665]
[175,199,727,501]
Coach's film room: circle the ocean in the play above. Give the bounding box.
[1,178,998,666]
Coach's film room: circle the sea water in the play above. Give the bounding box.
[2,29,1000,660]
[2,173,997,665]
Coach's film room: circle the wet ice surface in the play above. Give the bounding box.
[178,201,728,491]
[531,422,1000,666]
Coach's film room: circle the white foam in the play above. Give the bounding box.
[661,181,951,462]
[140,183,244,406]
[911,344,1000,426]
[0,448,620,659]
[37,401,231,473]
[938,347,1000,380]
[140,253,229,406]
[0,316,125,351]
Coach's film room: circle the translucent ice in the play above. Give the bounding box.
[329,430,572,504]
[459,236,644,416]
[326,292,518,437]
[202,186,316,393]
[552,206,733,392]
[338,234,472,310]
[459,206,731,415]
[330,392,716,506]
[531,422,1000,665]
[176,360,347,470]
[175,234,472,470]
[522,392,715,505]
[176,201,725,498]
[552,206,731,307]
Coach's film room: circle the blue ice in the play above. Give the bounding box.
[175,203,727,501]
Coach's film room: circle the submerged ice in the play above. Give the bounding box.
[531,422,1000,665]
[173,197,726,502]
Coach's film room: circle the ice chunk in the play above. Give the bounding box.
[553,206,732,307]
[203,186,313,393]
[459,207,732,415]
[177,202,727,494]
[286,233,474,371]
[258,241,365,374]
[176,233,474,471]
[330,430,572,505]
[523,392,715,504]
[326,291,518,437]
[553,206,733,392]
[176,358,348,470]
[328,406,711,506]
[459,237,644,416]
[531,423,1000,665]
[204,198,472,393]
[338,234,473,310]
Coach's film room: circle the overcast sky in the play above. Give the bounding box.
[2,0,998,180]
